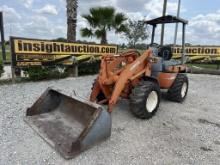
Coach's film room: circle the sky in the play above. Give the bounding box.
[1,0,220,45]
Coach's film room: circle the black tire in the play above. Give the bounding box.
[167,74,188,102]
[130,81,161,119]
[91,79,107,104]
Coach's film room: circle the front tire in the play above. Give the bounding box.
[167,74,188,102]
[130,81,161,119]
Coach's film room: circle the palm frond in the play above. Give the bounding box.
[82,14,99,27]
[89,7,115,28]
[80,7,127,43]
[114,13,127,26]
[115,24,128,33]
[80,28,93,37]
[99,7,115,19]
[94,29,105,39]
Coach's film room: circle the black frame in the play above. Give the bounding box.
[145,15,188,64]
[10,36,119,68]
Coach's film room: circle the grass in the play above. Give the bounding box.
[0,77,63,86]
[0,74,69,86]
[0,51,11,63]
[0,78,26,86]
[187,63,220,70]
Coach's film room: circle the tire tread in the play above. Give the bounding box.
[167,74,188,102]
[130,80,161,119]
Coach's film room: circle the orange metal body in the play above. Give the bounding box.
[90,49,186,112]
[157,72,177,89]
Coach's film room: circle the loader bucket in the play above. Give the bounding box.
[24,88,111,159]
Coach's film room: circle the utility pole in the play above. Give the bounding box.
[160,0,167,46]
[0,12,6,62]
[173,0,181,46]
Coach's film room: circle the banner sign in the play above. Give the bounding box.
[172,46,220,62]
[10,37,118,67]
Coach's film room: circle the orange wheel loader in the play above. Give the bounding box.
[24,15,189,159]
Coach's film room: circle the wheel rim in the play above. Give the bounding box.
[181,82,187,98]
[145,91,158,113]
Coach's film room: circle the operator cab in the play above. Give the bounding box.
[144,15,188,74]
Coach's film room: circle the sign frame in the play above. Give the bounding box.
[10,36,118,68]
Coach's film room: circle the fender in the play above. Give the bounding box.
[157,72,177,89]
[142,76,159,85]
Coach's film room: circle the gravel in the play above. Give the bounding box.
[0,65,12,80]
[0,74,220,165]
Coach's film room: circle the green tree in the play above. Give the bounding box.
[125,20,149,48]
[81,7,128,44]
[53,37,67,42]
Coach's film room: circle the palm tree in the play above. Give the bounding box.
[66,0,78,42]
[81,7,128,44]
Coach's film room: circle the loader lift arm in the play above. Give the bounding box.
[90,49,155,112]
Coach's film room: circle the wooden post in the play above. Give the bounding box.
[73,56,78,77]
[217,62,220,70]
[0,12,6,62]
[10,37,16,83]
[74,63,78,77]
[11,66,15,83]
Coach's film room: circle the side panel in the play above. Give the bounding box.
[157,72,177,89]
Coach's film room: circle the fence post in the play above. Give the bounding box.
[11,66,15,83]
[73,61,78,77]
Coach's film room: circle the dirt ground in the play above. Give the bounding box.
[0,74,220,165]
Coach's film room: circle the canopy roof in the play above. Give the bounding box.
[145,15,188,25]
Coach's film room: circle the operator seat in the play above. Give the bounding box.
[158,46,173,60]
[151,45,182,77]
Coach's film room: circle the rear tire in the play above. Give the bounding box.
[167,74,188,102]
[130,81,161,119]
